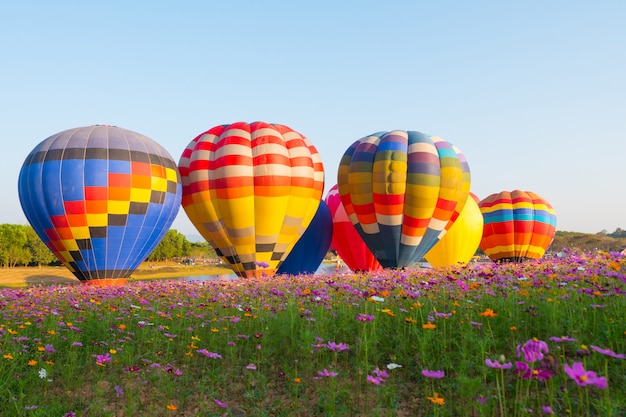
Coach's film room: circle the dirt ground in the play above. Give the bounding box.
[0,261,234,288]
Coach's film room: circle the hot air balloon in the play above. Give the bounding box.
[18,125,182,285]
[178,121,324,278]
[425,193,483,268]
[325,184,381,272]
[276,200,333,275]
[338,130,470,269]
[479,190,557,262]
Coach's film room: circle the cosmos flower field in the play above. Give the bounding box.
[1,250,625,416]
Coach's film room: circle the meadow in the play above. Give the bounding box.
[0,250,624,416]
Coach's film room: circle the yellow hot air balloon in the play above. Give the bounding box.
[178,122,324,278]
[425,193,483,268]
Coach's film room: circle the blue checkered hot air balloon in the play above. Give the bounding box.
[18,125,182,285]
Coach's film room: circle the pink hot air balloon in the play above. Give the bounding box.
[325,184,381,272]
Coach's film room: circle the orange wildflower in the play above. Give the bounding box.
[294,378,301,384]
[166,404,178,411]
[422,322,436,330]
[28,360,37,366]
[478,308,498,317]
[427,392,445,405]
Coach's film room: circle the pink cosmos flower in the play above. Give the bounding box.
[590,345,625,359]
[214,398,228,408]
[317,368,338,377]
[422,369,445,378]
[485,358,512,369]
[563,362,608,389]
[196,349,222,359]
[516,338,549,363]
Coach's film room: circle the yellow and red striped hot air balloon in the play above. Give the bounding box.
[178,122,324,278]
[337,130,470,269]
[478,190,557,262]
[425,193,483,268]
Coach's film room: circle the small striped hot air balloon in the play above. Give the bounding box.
[337,130,470,269]
[18,125,182,285]
[478,190,557,262]
[178,121,324,278]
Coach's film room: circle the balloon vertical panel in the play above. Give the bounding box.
[179,122,324,278]
[18,125,182,282]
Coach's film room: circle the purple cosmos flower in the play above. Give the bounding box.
[317,368,338,377]
[114,385,123,398]
[515,362,555,381]
[196,349,222,359]
[564,362,608,389]
[549,336,577,343]
[93,353,112,365]
[516,338,549,363]
[422,369,445,378]
[485,358,512,369]
[356,313,374,322]
[214,398,228,408]
[590,345,626,359]
[367,374,384,385]
[245,363,257,370]
[326,341,349,352]
[542,405,555,414]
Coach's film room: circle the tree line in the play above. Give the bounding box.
[0,224,216,268]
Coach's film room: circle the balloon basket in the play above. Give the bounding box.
[82,278,128,287]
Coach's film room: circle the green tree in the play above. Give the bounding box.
[25,226,56,267]
[148,229,191,262]
[0,224,30,267]
[188,241,218,260]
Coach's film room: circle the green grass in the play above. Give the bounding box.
[0,250,624,416]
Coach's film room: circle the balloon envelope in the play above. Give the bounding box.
[325,184,381,272]
[276,200,333,275]
[178,122,324,278]
[425,193,483,267]
[337,130,471,269]
[479,190,557,262]
[18,125,182,283]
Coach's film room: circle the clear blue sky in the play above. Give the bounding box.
[2,1,625,236]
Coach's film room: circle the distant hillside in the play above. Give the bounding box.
[550,230,626,253]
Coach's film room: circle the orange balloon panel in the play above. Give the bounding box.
[425,193,484,268]
[479,190,557,262]
[179,122,324,278]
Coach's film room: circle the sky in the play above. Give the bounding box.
[1,1,625,237]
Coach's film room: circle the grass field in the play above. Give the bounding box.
[0,251,624,416]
